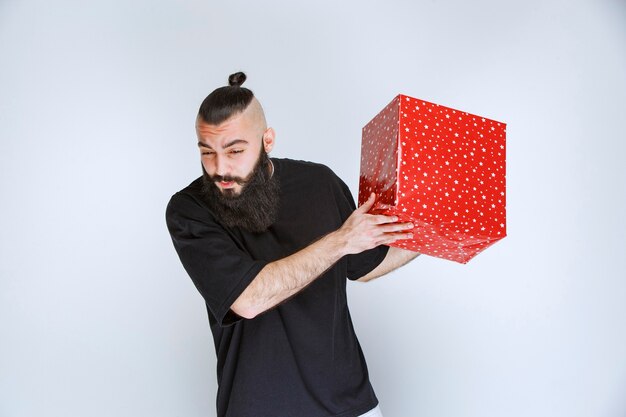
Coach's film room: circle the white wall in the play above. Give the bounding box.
[1,1,625,416]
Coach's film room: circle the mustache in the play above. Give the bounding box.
[206,174,248,185]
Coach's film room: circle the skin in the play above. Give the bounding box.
[196,99,419,320]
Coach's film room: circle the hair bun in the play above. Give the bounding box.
[228,72,247,87]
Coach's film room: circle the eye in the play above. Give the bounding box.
[201,151,215,156]
[230,149,244,155]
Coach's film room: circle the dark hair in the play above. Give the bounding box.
[198,72,254,125]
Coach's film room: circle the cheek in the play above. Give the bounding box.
[239,153,257,175]
[201,159,217,176]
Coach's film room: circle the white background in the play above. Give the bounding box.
[1,1,625,416]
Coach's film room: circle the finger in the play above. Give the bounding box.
[378,222,414,233]
[357,193,376,213]
[369,214,399,225]
[377,232,414,245]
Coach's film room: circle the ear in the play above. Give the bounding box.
[262,127,275,153]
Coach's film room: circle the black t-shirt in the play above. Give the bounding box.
[166,158,389,417]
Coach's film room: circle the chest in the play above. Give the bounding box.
[236,175,345,262]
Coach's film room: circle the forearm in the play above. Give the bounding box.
[231,193,413,319]
[231,231,348,319]
[357,247,419,282]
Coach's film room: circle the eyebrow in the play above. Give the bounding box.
[197,139,250,149]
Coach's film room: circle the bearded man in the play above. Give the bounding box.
[166,72,419,417]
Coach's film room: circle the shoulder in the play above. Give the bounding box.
[167,176,203,204]
[272,158,354,208]
[273,157,341,183]
[166,176,211,222]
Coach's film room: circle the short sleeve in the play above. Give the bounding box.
[166,192,267,326]
[346,244,389,280]
[331,172,391,280]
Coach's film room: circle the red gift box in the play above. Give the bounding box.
[358,94,506,263]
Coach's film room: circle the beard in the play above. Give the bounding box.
[201,148,280,233]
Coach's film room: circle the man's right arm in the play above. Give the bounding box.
[230,193,414,319]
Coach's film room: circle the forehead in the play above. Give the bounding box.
[196,113,246,137]
[197,114,255,147]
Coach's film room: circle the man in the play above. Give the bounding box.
[166,72,419,417]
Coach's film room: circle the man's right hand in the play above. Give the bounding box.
[332,193,414,256]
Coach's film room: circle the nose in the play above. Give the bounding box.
[214,154,230,178]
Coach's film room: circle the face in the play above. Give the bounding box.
[196,111,274,196]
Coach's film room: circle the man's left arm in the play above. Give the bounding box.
[356,247,419,282]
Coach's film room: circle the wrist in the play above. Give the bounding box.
[322,229,350,259]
